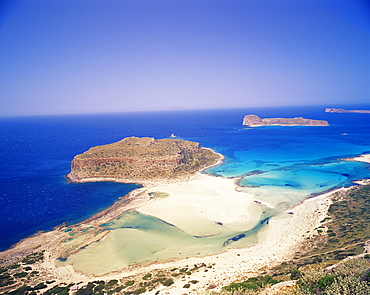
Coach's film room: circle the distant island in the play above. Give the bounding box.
[325,108,370,114]
[243,114,329,127]
[67,136,223,183]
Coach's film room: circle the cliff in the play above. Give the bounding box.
[243,114,329,127]
[325,108,370,114]
[66,137,222,183]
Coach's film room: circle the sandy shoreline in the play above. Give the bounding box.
[1,154,369,294]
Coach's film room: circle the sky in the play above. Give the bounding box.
[0,0,369,117]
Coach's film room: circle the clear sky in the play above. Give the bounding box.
[0,0,369,116]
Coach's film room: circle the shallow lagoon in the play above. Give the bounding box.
[57,175,266,275]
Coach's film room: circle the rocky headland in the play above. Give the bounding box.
[66,136,223,184]
[325,107,370,113]
[243,114,329,127]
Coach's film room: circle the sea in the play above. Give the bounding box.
[1,104,370,252]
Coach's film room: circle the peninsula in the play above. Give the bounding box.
[67,136,223,183]
[325,108,370,114]
[242,114,329,127]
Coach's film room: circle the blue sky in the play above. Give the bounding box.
[0,0,369,116]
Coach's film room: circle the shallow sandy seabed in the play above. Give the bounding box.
[56,174,265,275]
[138,174,263,234]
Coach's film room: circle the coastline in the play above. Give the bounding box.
[1,153,369,294]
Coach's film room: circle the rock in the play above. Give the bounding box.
[325,108,370,113]
[243,115,329,127]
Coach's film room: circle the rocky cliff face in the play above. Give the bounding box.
[67,137,222,183]
[243,115,329,127]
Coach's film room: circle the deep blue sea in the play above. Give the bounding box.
[1,104,370,251]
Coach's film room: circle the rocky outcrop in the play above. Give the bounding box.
[243,115,329,127]
[325,108,370,113]
[67,137,222,183]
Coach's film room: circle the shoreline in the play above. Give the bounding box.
[1,153,369,294]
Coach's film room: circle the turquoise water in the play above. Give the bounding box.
[1,104,370,252]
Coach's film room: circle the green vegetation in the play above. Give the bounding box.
[13,271,28,278]
[7,285,33,295]
[148,191,170,199]
[21,251,45,264]
[142,273,152,280]
[222,275,279,293]
[43,285,71,295]
[0,273,15,288]
[124,280,135,286]
[74,280,124,295]
[214,258,370,295]
[0,259,211,294]
[290,257,370,294]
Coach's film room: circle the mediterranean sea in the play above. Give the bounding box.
[1,104,370,252]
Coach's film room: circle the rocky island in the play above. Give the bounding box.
[67,136,222,183]
[325,108,370,114]
[243,114,329,127]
